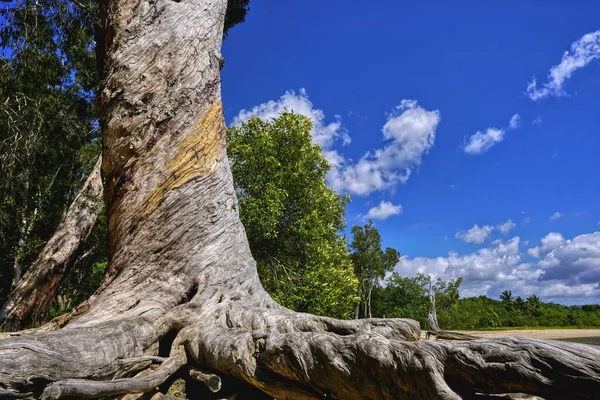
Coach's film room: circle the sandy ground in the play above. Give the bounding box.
[420,329,600,340]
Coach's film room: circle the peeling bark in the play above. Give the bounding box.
[0,0,599,399]
[0,157,103,330]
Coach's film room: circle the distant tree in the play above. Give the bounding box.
[500,290,514,309]
[515,296,525,311]
[432,276,462,310]
[349,221,400,318]
[228,112,358,318]
[526,295,541,311]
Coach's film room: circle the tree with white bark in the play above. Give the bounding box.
[350,221,399,319]
[0,1,599,399]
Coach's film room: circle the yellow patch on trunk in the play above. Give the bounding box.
[142,101,224,214]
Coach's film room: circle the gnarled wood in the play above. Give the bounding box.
[0,157,103,330]
[0,0,599,399]
[427,288,478,341]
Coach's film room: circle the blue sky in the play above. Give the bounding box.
[221,0,600,305]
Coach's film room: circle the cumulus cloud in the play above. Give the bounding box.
[395,232,600,304]
[527,232,566,258]
[536,232,600,285]
[497,219,516,235]
[328,100,440,195]
[361,201,402,221]
[463,128,505,155]
[394,231,600,304]
[234,92,440,196]
[396,237,536,287]
[233,88,350,153]
[526,30,600,100]
[550,211,563,221]
[456,224,494,244]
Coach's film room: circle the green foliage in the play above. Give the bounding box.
[227,112,358,319]
[0,0,99,300]
[349,221,400,318]
[372,275,600,330]
[371,273,462,328]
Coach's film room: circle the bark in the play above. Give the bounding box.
[0,1,599,399]
[0,157,103,330]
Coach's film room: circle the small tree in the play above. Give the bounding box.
[500,290,515,311]
[228,112,358,318]
[349,221,400,318]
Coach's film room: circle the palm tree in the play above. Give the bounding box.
[526,295,541,313]
[500,290,514,310]
[515,296,525,311]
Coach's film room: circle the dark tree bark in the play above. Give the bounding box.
[0,1,599,399]
[0,157,103,330]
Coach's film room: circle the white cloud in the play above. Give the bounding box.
[527,232,566,258]
[456,224,494,244]
[233,89,349,158]
[550,211,563,221]
[328,100,440,195]
[497,219,516,235]
[394,231,600,304]
[508,113,521,130]
[526,30,600,100]
[362,201,402,221]
[535,232,600,286]
[463,128,505,154]
[396,237,533,287]
[235,92,440,196]
[532,115,543,125]
[524,216,531,224]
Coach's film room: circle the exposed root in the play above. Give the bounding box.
[189,368,221,393]
[177,285,600,400]
[41,344,186,400]
[117,356,168,366]
[0,389,34,398]
[426,330,479,341]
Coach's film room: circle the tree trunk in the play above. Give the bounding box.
[0,157,103,330]
[10,197,38,289]
[426,289,476,341]
[0,1,599,399]
[367,282,373,319]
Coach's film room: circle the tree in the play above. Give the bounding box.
[1,1,599,399]
[227,113,357,318]
[371,272,429,321]
[500,289,514,309]
[0,0,252,330]
[350,221,400,318]
[0,157,103,329]
[0,0,99,303]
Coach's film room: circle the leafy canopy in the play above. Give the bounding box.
[0,0,99,298]
[349,221,400,284]
[227,112,358,318]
